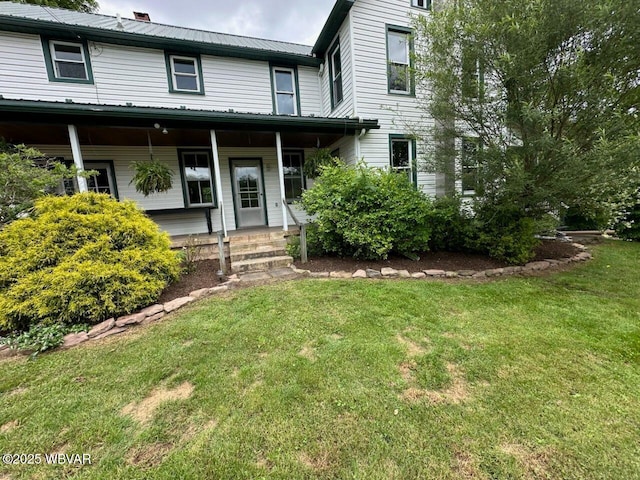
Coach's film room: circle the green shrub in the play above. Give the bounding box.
[427,195,474,252]
[0,193,181,331]
[615,192,640,241]
[470,204,540,265]
[301,163,432,260]
[286,234,301,260]
[1,323,88,357]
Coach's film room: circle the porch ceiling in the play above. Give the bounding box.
[0,123,346,149]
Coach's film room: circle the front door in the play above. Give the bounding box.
[231,159,266,228]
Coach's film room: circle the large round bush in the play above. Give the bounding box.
[301,163,432,260]
[0,193,181,331]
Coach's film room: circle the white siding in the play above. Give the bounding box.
[349,0,437,195]
[320,16,355,118]
[0,31,322,116]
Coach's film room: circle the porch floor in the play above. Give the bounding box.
[170,226,299,248]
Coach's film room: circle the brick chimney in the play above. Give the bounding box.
[133,12,151,22]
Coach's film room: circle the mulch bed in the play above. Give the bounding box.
[158,240,580,304]
[158,259,221,304]
[293,240,581,273]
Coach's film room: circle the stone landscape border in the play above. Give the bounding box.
[0,243,591,358]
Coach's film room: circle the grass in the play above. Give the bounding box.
[1,240,639,479]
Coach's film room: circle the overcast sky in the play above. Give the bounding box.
[97,0,337,46]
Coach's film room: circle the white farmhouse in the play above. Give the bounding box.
[0,0,441,270]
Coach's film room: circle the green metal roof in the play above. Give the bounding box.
[0,99,379,134]
[312,0,355,57]
[0,2,321,66]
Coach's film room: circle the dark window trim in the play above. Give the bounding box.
[283,148,306,204]
[328,38,343,110]
[164,52,205,95]
[461,136,481,197]
[84,159,119,200]
[40,36,94,84]
[389,134,417,187]
[177,148,217,208]
[269,62,302,116]
[385,24,415,97]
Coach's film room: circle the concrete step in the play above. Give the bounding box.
[231,255,293,274]
[230,245,288,262]
[229,238,288,254]
[228,231,288,244]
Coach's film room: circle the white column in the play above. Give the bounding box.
[275,132,288,231]
[210,129,227,237]
[67,124,88,193]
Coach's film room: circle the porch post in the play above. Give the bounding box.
[275,131,288,231]
[209,129,227,238]
[67,124,88,193]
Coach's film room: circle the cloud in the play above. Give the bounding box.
[97,0,335,45]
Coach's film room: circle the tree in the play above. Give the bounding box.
[413,0,640,228]
[0,143,79,226]
[16,0,98,13]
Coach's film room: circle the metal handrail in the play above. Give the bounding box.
[283,199,308,263]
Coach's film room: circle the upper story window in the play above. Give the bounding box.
[179,150,216,207]
[41,37,93,84]
[461,137,480,195]
[411,0,432,10]
[271,66,298,115]
[165,54,204,94]
[461,49,484,99]
[387,27,413,94]
[328,40,343,109]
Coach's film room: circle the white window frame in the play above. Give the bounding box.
[181,150,216,207]
[169,55,201,93]
[411,0,431,10]
[272,67,298,115]
[387,29,411,95]
[330,42,343,108]
[49,40,89,80]
[390,138,414,181]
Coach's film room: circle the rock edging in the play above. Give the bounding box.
[291,243,592,280]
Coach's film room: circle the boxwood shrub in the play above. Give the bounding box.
[0,193,181,332]
[301,163,432,260]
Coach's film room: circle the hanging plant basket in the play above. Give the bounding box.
[130,159,173,196]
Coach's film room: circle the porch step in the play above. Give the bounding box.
[230,245,288,262]
[229,238,288,254]
[231,255,293,274]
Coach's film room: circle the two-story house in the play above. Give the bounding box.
[0,0,439,268]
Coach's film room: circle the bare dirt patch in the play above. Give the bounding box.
[401,363,469,404]
[298,451,334,472]
[298,343,317,362]
[329,333,344,341]
[398,361,417,382]
[0,420,19,434]
[127,442,174,468]
[121,381,194,425]
[180,419,218,443]
[501,443,551,479]
[396,333,427,356]
[256,452,274,470]
[6,386,28,397]
[453,449,486,479]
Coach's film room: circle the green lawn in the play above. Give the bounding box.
[1,241,639,479]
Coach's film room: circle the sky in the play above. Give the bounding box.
[97,0,337,46]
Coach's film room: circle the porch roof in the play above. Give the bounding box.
[0,99,379,135]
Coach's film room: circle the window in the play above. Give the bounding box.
[387,27,412,94]
[271,67,298,115]
[179,151,216,207]
[390,136,416,185]
[329,41,343,109]
[461,48,484,99]
[411,0,431,9]
[51,160,118,198]
[461,137,480,195]
[283,151,305,202]
[166,54,204,94]
[41,38,93,84]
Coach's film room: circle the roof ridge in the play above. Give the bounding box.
[3,2,313,49]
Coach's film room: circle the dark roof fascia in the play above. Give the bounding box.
[312,0,355,57]
[0,15,322,67]
[0,100,379,134]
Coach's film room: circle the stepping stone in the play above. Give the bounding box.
[269,268,298,278]
[239,272,272,282]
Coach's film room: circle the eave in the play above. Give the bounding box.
[0,15,322,67]
[0,99,379,135]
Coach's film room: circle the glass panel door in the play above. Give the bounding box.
[232,159,266,228]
